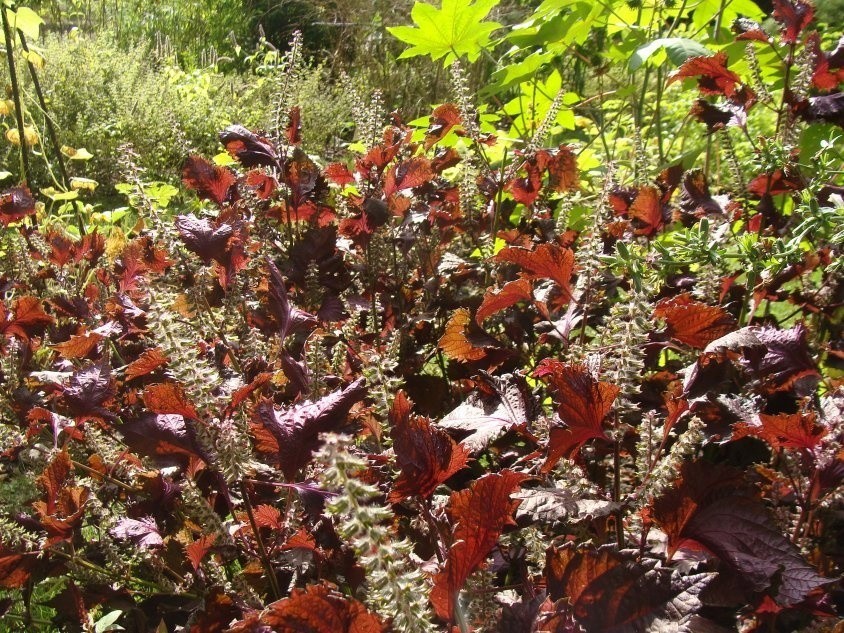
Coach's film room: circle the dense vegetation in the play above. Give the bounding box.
[0,0,842,630]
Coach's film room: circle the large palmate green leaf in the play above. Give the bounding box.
[629,37,713,71]
[387,0,501,66]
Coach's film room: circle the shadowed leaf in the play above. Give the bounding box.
[772,0,814,43]
[425,103,461,149]
[219,124,278,168]
[181,155,236,206]
[0,186,36,225]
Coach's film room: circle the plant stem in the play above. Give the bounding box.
[1,7,32,187]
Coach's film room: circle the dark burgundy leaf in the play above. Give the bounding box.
[121,412,208,464]
[753,323,820,395]
[219,124,278,169]
[62,359,114,419]
[110,517,163,548]
[679,169,723,216]
[651,460,829,606]
[254,378,367,480]
[439,373,537,453]
[772,0,814,44]
[690,99,745,132]
[747,169,806,196]
[388,391,469,502]
[175,214,234,264]
[801,92,844,128]
[545,543,714,631]
[181,155,236,206]
[0,186,36,225]
[286,105,302,145]
[430,470,527,620]
[265,258,317,341]
[732,18,771,42]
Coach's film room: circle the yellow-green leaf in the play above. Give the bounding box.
[6,7,43,41]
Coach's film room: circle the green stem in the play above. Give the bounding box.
[1,6,32,187]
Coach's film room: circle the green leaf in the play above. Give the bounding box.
[6,7,43,41]
[387,0,501,66]
[94,609,124,633]
[629,38,712,71]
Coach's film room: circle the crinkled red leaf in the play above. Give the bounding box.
[495,243,575,302]
[534,360,618,469]
[544,145,579,193]
[733,18,772,42]
[0,186,36,225]
[384,156,434,197]
[628,185,665,236]
[2,295,53,343]
[110,517,163,548]
[806,32,843,91]
[245,169,278,199]
[285,148,329,216]
[425,103,461,149]
[324,163,355,187]
[121,412,207,463]
[225,372,272,418]
[545,543,714,631]
[219,124,278,168]
[37,449,72,515]
[254,378,367,480]
[654,293,736,349]
[227,582,385,633]
[124,348,168,381]
[476,277,533,323]
[181,154,237,206]
[732,412,826,451]
[388,391,469,502]
[772,0,814,43]
[0,547,37,588]
[506,160,543,206]
[142,382,200,420]
[431,470,527,620]
[52,331,103,360]
[651,460,829,606]
[669,52,745,101]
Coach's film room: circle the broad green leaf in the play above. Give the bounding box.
[61,146,94,160]
[387,0,501,66]
[41,187,78,201]
[629,38,712,71]
[0,170,11,181]
[6,7,43,41]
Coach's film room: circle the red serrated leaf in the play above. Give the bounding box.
[324,163,356,187]
[496,243,575,303]
[225,372,272,418]
[37,449,72,515]
[425,103,461,149]
[438,308,501,362]
[732,412,827,451]
[181,155,237,206]
[384,156,434,197]
[125,348,168,381]
[143,382,200,420]
[747,168,806,196]
[388,391,469,502]
[254,378,367,480]
[678,169,723,217]
[281,528,317,551]
[772,0,814,44]
[628,186,665,236]
[654,294,736,349]
[185,533,217,571]
[2,295,53,343]
[252,504,283,529]
[545,543,714,630]
[476,277,533,323]
[544,145,579,193]
[0,186,36,225]
[286,105,302,145]
[534,360,619,469]
[0,547,37,588]
[227,582,385,633]
[431,470,527,620]
[285,148,329,216]
[806,32,844,91]
[245,169,278,199]
[506,160,543,206]
[52,331,103,360]
[219,124,278,168]
[651,460,829,606]
[669,52,747,101]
